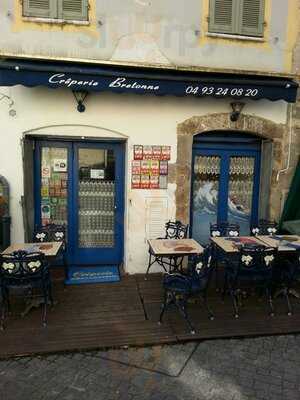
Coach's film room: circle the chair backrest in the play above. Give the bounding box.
[188,244,214,282]
[0,251,46,280]
[239,245,277,272]
[34,224,66,244]
[251,219,278,236]
[165,220,188,239]
[210,222,240,238]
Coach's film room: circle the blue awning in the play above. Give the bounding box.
[0,58,298,102]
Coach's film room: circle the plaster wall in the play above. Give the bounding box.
[0,0,298,74]
[0,85,290,273]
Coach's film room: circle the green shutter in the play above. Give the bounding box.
[209,0,235,34]
[239,0,265,37]
[23,0,57,18]
[58,0,88,21]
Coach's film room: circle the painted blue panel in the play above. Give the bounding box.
[65,265,120,285]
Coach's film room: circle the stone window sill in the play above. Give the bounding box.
[22,17,90,26]
[206,32,265,42]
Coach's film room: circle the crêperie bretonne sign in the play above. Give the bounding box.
[46,73,288,100]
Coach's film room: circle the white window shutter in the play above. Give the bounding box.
[145,198,168,240]
[59,0,88,21]
[239,0,265,37]
[209,0,235,34]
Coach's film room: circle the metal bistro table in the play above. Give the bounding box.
[147,238,204,275]
[1,242,63,316]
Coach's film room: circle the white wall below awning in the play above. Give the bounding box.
[0,85,288,273]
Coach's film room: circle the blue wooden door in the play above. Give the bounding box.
[35,140,125,266]
[191,139,261,244]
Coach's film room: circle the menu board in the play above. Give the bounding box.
[131,145,170,189]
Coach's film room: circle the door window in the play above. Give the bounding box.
[192,155,221,244]
[40,147,68,227]
[78,148,115,249]
[227,156,255,235]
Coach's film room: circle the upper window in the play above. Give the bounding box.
[208,0,265,37]
[23,0,88,22]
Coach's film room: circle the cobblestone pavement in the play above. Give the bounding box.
[1,335,300,400]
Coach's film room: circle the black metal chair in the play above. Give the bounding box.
[210,222,240,291]
[210,222,240,238]
[274,249,300,316]
[146,220,189,277]
[159,244,215,334]
[223,244,277,318]
[0,250,53,329]
[251,219,278,236]
[33,224,67,279]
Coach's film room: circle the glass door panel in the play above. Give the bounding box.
[78,148,115,249]
[192,155,221,244]
[227,156,255,235]
[40,147,68,227]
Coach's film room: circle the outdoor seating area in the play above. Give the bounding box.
[1,220,300,358]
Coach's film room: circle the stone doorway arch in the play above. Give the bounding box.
[174,113,287,224]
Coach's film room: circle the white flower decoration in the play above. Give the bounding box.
[55,232,64,240]
[264,255,274,266]
[252,228,260,235]
[2,262,15,273]
[196,262,203,274]
[212,231,220,237]
[229,230,239,237]
[28,261,41,272]
[267,227,277,234]
[242,255,253,266]
[36,232,46,242]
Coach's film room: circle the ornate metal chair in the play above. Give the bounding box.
[210,222,240,290]
[251,219,278,236]
[145,220,189,278]
[210,222,240,238]
[33,224,67,278]
[0,250,53,329]
[224,244,277,318]
[159,244,215,334]
[275,249,300,316]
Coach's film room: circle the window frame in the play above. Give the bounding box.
[22,0,89,23]
[208,0,265,38]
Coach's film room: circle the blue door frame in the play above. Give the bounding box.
[34,140,125,266]
[191,139,261,241]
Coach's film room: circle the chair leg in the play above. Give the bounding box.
[221,273,228,301]
[176,295,195,334]
[159,291,169,324]
[0,296,6,331]
[42,283,48,327]
[284,288,293,316]
[266,287,275,317]
[201,293,214,321]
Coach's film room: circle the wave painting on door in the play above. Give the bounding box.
[192,155,220,245]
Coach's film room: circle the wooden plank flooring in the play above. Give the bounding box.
[1,273,300,358]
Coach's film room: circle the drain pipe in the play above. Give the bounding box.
[276,104,294,182]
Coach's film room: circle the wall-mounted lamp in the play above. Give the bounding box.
[230,102,245,122]
[73,91,89,112]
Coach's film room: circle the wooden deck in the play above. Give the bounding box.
[1,272,300,358]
